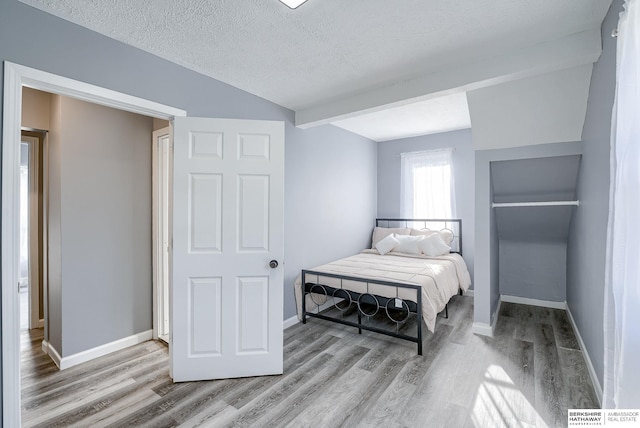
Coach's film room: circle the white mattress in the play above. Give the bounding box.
[294,250,472,333]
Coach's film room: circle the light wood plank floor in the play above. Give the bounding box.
[21,296,598,427]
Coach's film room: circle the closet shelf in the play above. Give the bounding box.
[492,200,579,208]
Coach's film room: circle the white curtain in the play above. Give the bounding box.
[400,148,456,219]
[604,0,640,408]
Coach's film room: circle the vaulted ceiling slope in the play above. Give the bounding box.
[19,0,612,136]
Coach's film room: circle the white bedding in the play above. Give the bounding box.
[294,250,471,333]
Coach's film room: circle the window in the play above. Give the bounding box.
[400,148,456,219]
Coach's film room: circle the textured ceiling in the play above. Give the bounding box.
[19,0,611,139]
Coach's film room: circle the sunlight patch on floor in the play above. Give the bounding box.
[469,364,546,428]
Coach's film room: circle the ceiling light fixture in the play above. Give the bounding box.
[279,0,309,9]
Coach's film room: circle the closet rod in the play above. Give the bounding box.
[492,201,579,208]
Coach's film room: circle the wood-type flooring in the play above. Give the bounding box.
[20,296,598,427]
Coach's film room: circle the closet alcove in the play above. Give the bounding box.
[490,154,581,303]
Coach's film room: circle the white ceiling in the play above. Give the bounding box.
[332,93,471,142]
[19,0,612,141]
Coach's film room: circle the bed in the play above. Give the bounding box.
[294,219,471,355]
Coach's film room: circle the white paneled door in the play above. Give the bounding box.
[171,118,284,381]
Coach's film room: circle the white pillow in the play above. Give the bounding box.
[411,228,436,237]
[410,228,454,245]
[438,228,454,245]
[418,234,451,257]
[375,233,399,255]
[371,227,410,248]
[394,235,423,255]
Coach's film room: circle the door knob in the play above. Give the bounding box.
[269,260,279,269]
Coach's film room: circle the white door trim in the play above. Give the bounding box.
[20,135,41,329]
[152,126,172,343]
[1,61,186,427]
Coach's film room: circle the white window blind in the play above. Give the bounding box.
[400,148,456,219]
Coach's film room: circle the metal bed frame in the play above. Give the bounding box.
[301,218,463,356]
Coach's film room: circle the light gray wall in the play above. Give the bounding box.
[491,155,581,204]
[474,150,492,325]
[285,125,377,318]
[495,205,575,242]
[0,0,378,414]
[52,96,153,357]
[499,241,567,301]
[377,129,474,282]
[567,0,622,389]
[474,142,582,327]
[490,155,579,302]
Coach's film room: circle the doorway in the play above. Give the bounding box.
[153,126,171,343]
[20,90,172,358]
[4,62,285,427]
[18,131,45,332]
[2,62,187,426]
[18,91,174,423]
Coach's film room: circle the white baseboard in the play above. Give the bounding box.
[42,340,62,369]
[472,322,494,337]
[472,296,501,337]
[464,289,474,297]
[565,303,603,406]
[47,330,153,371]
[500,294,567,310]
[465,295,566,338]
[283,315,299,330]
[37,318,44,328]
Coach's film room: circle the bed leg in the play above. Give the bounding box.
[301,275,307,325]
[445,304,449,319]
[357,310,362,334]
[417,321,423,356]
[417,294,423,356]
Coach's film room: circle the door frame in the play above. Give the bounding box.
[152,126,172,342]
[2,61,186,427]
[20,132,44,330]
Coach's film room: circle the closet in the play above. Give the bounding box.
[490,154,581,303]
